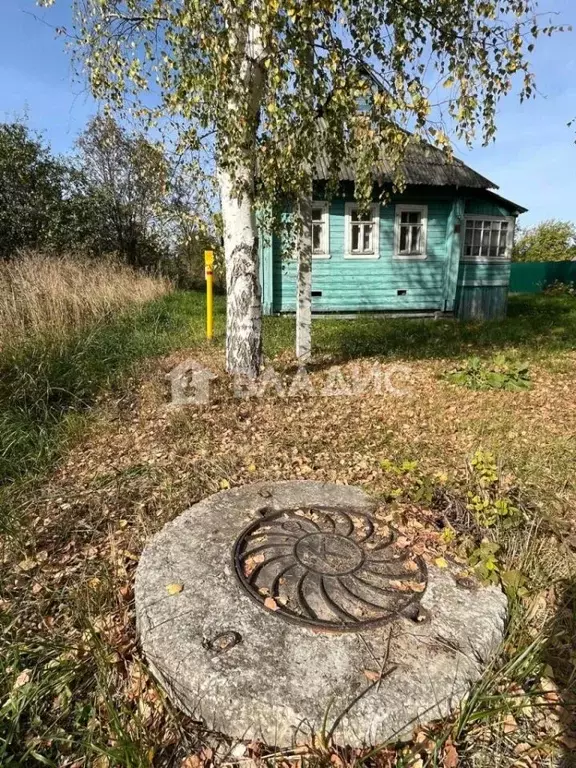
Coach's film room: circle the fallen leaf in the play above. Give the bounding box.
[544,690,561,703]
[363,669,381,683]
[513,744,531,756]
[559,733,576,750]
[247,464,256,473]
[231,743,247,758]
[243,552,265,577]
[512,759,535,768]
[180,753,202,768]
[13,669,31,689]
[18,559,37,572]
[444,741,458,768]
[413,731,436,753]
[166,583,184,595]
[435,557,448,568]
[503,713,518,734]
[219,479,230,489]
[540,676,557,693]
[264,596,279,611]
[389,580,426,593]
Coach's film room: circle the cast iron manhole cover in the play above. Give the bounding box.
[232,506,427,632]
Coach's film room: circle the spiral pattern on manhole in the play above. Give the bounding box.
[232,506,427,632]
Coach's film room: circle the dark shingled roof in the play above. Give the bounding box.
[314,139,498,189]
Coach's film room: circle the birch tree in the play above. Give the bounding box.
[295,194,313,361]
[44,0,563,377]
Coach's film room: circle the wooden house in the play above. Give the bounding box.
[258,142,526,320]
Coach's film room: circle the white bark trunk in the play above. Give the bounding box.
[219,165,262,378]
[295,195,313,361]
[219,21,265,379]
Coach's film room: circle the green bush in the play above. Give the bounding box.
[512,219,576,262]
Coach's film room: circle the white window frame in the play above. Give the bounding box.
[311,201,330,259]
[344,203,380,259]
[461,215,515,263]
[394,204,428,260]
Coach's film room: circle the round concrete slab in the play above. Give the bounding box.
[135,482,507,747]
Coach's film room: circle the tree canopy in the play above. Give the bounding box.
[0,116,214,275]
[0,122,67,259]
[76,115,173,266]
[513,219,576,262]
[54,0,564,210]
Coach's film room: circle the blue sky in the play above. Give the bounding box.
[1,0,575,225]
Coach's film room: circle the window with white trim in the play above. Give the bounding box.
[394,205,428,259]
[344,203,380,258]
[462,216,514,261]
[311,202,330,258]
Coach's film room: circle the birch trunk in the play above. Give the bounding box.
[219,20,265,378]
[295,195,313,361]
[219,165,262,378]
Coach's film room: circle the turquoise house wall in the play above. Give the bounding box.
[259,225,274,314]
[454,198,516,320]
[443,198,464,312]
[260,191,518,318]
[271,195,454,313]
[464,199,511,217]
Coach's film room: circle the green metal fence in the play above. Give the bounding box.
[510,262,576,293]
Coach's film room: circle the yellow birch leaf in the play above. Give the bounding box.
[166,583,184,595]
[435,557,449,568]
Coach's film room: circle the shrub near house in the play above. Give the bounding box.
[513,219,576,262]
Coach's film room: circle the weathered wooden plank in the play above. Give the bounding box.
[456,285,508,320]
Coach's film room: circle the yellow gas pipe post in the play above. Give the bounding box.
[204,250,214,340]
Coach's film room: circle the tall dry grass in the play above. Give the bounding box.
[0,251,171,348]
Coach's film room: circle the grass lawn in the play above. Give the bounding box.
[1,291,575,767]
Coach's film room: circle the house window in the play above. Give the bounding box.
[462,216,514,261]
[394,205,428,259]
[344,203,380,259]
[311,202,330,258]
